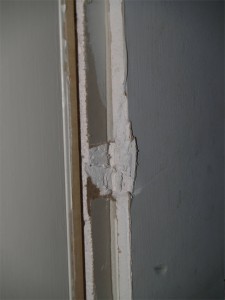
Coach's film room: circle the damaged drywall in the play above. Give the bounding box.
[76,0,137,299]
[85,1,113,299]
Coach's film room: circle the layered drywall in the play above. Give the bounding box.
[0,1,70,298]
[125,1,224,298]
[85,1,112,298]
[76,0,136,299]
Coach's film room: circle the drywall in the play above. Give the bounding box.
[125,1,224,298]
[108,1,137,298]
[0,0,70,298]
[77,1,114,298]
[86,13,113,293]
[76,1,137,299]
[86,0,107,146]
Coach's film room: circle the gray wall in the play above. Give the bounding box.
[0,1,69,298]
[125,1,224,299]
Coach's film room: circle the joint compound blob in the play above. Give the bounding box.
[86,138,137,198]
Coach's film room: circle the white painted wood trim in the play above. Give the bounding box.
[58,1,73,298]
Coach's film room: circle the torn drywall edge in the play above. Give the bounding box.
[76,0,95,299]
[58,1,73,298]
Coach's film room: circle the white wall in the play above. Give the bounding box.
[0,1,69,298]
[125,1,224,298]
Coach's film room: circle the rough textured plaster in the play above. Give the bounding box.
[86,140,136,197]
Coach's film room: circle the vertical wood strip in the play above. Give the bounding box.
[65,1,85,299]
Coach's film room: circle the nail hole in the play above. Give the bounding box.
[154,264,168,276]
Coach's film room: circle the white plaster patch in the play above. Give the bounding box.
[86,139,137,197]
[86,144,113,195]
[109,138,137,195]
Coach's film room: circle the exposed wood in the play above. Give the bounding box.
[65,0,85,298]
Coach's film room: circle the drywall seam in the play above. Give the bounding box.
[76,1,95,299]
[58,1,73,298]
